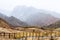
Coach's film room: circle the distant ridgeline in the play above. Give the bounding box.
[43,20,60,29]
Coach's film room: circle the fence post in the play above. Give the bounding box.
[38,32,40,40]
[25,32,27,40]
[14,33,16,39]
[9,33,10,39]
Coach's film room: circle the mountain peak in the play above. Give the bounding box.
[11,6,59,26]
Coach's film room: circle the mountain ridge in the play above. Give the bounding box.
[11,6,59,26]
[0,13,28,27]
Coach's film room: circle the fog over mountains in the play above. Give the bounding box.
[0,6,60,27]
[11,6,59,26]
[11,6,60,21]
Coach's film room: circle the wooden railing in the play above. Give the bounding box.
[0,31,60,40]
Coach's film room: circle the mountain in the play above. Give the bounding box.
[25,13,59,26]
[11,6,59,26]
[0,13,28,27]
[12,6,41,21]
[8,16,28,27]
[45,20,60,28]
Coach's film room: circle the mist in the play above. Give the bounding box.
[0,0,60,21]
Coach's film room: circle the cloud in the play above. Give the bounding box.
[0,0,60,15]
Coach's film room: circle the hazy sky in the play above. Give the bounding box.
[0,0,60,15]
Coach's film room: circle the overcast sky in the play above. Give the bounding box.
[0,0,60,15]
